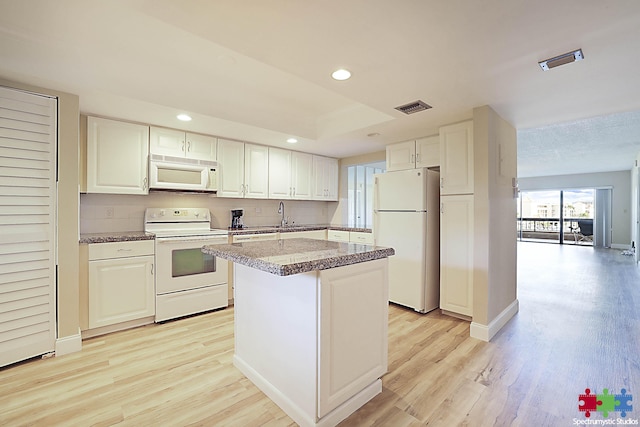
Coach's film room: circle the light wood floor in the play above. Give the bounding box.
[1,243,639,426]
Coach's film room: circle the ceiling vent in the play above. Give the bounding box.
[539,49,584,71]
[395,100,432,115]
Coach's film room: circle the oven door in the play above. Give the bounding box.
[155,235,228,294]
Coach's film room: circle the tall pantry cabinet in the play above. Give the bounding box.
[439,121,474,317]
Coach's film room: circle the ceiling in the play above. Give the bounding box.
[1,0,639,177]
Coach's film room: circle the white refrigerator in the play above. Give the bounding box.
[373,168,440,313]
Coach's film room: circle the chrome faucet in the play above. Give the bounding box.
[278,201,287,227]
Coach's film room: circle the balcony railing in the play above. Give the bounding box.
[517,217,593,244]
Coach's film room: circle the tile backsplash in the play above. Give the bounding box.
[80,192,338,234]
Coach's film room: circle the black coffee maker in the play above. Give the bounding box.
[230,209,244,229]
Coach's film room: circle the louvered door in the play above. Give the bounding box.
[0,86,57,367]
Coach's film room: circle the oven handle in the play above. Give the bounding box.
[156,237,228,244]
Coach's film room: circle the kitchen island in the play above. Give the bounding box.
[202,238,394,427]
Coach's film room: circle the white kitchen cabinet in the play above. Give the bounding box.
[439,121,474,195]
[244,144,269,199]
[86,116,149,194]
[327,229,350,242]
[350,231,374,244]
[440,194,474,317]
[279,230,327,240]
[218,140,269,199]
[269,148,313,200]
[386,136,439,172]
[150,126,216,161]
[312,155,339,201]
[217,139,246,198]
[88,240,155,329]
[232,233,278,243]
[268,148,292,199]
[416,135,440,168]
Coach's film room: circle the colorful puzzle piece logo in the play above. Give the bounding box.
[578,388,633,418]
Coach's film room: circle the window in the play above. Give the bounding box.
[347,162,385,228]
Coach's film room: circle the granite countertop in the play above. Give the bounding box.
[228,224,372,235]
[203,238,393,276]
[79,232,155,244]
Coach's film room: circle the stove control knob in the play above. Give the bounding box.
[160,210,165,216]
[195,211,200,218]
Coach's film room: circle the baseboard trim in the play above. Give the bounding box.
[55,328,82,356]
[611,243,631,250]
[470,299,519,342]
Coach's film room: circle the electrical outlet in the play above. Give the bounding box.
[105,207,114,218]
[255,207,262,214]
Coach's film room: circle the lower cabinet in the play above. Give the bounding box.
[440,194,474,316]
[87,240,155,329]
[279,230,327,240]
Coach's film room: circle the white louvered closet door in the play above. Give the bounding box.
[0,86,57,368]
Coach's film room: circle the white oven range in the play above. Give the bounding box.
[144,208,229,322]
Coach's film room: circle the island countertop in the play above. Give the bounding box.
[202,238,394,276]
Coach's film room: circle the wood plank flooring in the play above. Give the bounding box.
[1,242,638,426]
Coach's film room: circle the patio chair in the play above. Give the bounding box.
[573,219,593,244]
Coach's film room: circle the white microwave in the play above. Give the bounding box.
[149,154,218,192]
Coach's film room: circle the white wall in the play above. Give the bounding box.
[518,170,631,248]
[80,193,332,234]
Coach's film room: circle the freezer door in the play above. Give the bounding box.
[374,169,427,211]
[374,210,428,312]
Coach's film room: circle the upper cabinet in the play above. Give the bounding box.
[217,139,268,199]
[439,121,474,195]
[150,127,216,161]
[313,155,338,201]
[386,136,439,172]
[86,116,150,195]
[268,148,313,200]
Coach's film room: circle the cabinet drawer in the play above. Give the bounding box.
[232,233,278,243]
[327,230,350,242]
[349,232,374,245]
[88,240,155,260]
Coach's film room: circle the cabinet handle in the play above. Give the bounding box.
[143,177,148,191]
[117,248,132,252]
[440,177,444,189]
[151,264,154,275]
[187,141,191,152]
[293,187,296,197]
[416,153,420,163]
[440,203,444,214]
[289,187,292,196]
[182,141,186,152]
[411,154,415,163]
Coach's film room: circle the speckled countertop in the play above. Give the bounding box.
[228,224,371,235]
[203,238,393,276]
[79,232,155,244]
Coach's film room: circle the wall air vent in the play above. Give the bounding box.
[395,100,432,115]
[539,49,584,71]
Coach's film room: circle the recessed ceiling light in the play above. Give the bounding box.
[177,114,192,121]
[331,69,351,81]
[367,132,381,137]
[538,49,584,71]
[286,138,298,144]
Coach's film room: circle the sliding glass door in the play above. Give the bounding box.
[517,188,594,245]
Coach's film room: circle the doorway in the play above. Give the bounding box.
[517,189,595,245]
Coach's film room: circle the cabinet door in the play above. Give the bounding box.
[312,156,339,200]
[291,151,313,200]
[87,117,149,194]
[440,121,474,195]
[244,144,269,199]
[149,126,185,157]
[88,255,155,328]
[440,195,474,316]
[217,139,245,198]
[186,133,217,161]
[325,157,339,201]
[415,135,439,168]
[386,140,415,171]
[268,147,292,199]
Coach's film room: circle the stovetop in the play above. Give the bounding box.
[144,208,228,238]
